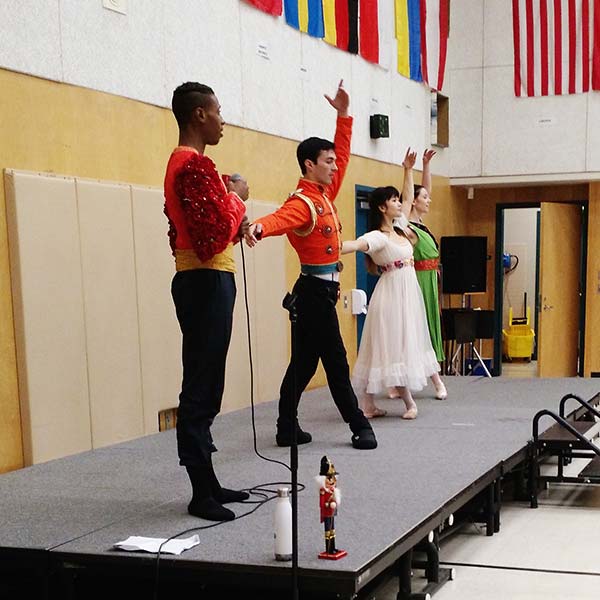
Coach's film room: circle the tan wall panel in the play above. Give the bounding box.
[585,184,600,376]
[76,179,144,448]
[220,201,288,413]
[248,201,289,405]
[131,186,182,433]
[5,170,91,464]
[0,173,22,472]
[223,245,254,414]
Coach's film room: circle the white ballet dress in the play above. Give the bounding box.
[352,230,440,394]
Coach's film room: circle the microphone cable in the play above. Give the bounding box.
[239,240,291,473]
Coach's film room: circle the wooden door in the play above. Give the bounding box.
[537,203,582,377]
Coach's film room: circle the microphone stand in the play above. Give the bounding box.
[282,292,299,600]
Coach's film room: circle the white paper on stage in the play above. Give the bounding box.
[113,535,200,555]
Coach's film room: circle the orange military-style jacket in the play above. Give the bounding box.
[254,116,352,274]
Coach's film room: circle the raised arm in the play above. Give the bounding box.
[324,80,352,201]
[341,238,369,255]
[421,149,436,194]
[324,79,349,118]
[400,148,417,219]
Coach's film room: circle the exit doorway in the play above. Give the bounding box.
[494,201,588,377]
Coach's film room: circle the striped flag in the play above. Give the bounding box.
[244,0,282,15]
[323,0,350,50]
[512,0,599,96]
[396,0,423,81]
[421,0,449,91]
[284,0,325,37]
[395,0,449,89]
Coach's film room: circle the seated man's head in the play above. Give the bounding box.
[172,82,223,145]
[296,137,336,185]
[227,173,249,202]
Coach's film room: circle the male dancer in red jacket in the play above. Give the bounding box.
[164,82,249,521]
[248,81,376,450]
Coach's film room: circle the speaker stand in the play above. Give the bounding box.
[450,342,492,377]
[450,294,492,378]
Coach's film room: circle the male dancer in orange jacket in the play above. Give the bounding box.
[248,81,376,450]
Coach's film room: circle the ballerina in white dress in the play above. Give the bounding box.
[342,183,440,420]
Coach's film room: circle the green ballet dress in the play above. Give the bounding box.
[412,225,445,361]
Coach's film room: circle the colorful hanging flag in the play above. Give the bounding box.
[421,0,449,91]
[512,0,599,96]
[360,0,379,63]
[323,0,351,50]
[395,0,422,81]
[323,0,338,45]
[407,0,422,81]
[395,0,410,77]
[284,0,324,37]
[244,0,282,15]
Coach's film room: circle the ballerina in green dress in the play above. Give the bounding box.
[400,149,447,400]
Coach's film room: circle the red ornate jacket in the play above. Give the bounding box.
[164,147,246,273]
[253,116,352,269]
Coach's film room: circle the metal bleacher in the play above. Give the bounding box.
[529,392,600,508]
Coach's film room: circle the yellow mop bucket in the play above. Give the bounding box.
[502,307,535,360]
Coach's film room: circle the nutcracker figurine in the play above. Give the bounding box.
[316,456,347,560]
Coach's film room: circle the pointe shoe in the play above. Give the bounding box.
[402,407,418,420]
[363,407,387,419]
[434,381,448,400]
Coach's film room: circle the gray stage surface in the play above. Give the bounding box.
[1,377,598,596]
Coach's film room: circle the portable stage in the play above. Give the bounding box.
[1,377,598,599]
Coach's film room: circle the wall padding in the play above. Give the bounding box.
[131,186,182,434]
[5,170,92,464]
[76,179,145,448]
[5,170,289,463]
[228,201,288,412]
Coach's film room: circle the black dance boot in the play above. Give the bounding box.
[207,460,250,504]
[185,466,235,521]
[275,422,312,447]
[351,427,378,450]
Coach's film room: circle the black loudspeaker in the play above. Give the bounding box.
[369,114,389,138]
[441,236,487,294]
[442,309,495,341]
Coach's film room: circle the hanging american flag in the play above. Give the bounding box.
[512,0,600,97]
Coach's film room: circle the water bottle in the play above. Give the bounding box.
[274,487,292,561]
